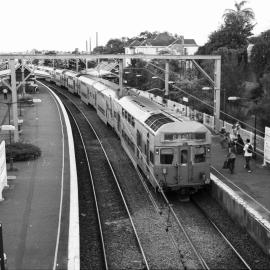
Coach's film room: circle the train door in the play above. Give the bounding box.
[178,146,191,184]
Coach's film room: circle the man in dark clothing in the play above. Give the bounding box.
[236,134,244,155]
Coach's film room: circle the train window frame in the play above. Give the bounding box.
[128,113,131,123]
[160,148,174,165]
[137,130,142,149]
[193,146,206,163]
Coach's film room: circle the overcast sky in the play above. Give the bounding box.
[1,0,269,53]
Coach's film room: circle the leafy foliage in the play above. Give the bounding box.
[250,30,270,77]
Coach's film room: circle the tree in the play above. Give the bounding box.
[250,30,270,77]
[223,1,255,25]
[105,39,125,54]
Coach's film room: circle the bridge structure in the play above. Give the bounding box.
[0,53,221,142]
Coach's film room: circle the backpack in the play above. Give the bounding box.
[247,144,253,153]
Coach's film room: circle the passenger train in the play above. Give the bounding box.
[36,65,211,194]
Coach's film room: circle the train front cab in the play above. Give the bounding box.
[153,136,211,193]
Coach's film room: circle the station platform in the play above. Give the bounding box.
[210,135,270,209]
[0,86,79,269]
[210,134,270,255]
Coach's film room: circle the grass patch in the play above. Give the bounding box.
[6,142,41,162]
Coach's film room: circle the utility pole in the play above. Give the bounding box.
[9,59,19,143]
[96,32,98,48]
[214,59,221,132]
[165,61,169,97]
[119,60,123,98]
[89,37,91,53]
[21,60,26,96]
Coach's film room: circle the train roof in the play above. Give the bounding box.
[119,95,210,134]
[64,70,78,77]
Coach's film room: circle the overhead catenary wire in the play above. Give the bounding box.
[126,61,268,142]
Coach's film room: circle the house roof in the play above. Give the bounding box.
[125,35,197,48]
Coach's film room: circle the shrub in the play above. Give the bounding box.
[6,142,41,162]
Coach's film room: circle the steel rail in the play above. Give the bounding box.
[64,102,108,270]
[50,85,150,270]
[191,197,252,270]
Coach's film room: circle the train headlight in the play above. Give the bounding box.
[162,168,167,175]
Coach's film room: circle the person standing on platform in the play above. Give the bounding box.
[227,146,236,174]
[243,138,253,172]
[3,88,8,100]
[236,134,244,155]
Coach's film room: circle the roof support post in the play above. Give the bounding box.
[119,59,123,98]
[214,58,221,132]
[21,60,25,96]
[165,61,169,96]
[9,59,19,142]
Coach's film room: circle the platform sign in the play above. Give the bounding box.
[0,141,8,201]
[264,127,270,165]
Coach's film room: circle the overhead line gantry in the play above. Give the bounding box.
[0,54,221,142]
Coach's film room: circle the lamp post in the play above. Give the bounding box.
[228,96,258,159]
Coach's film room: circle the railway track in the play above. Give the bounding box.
[43,81,265,269]
[52,87,149,269]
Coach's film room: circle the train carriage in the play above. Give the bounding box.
[118,95,211,193]
[42,64,212,193]
[63,70,78,94]
[54,69,66,87]
[78,76,97,107]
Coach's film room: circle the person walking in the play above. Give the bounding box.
[227,146,236,174]
[3,88,8,100]
[243,138,253,173]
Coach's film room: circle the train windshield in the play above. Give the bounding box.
[192,146,206,163]
[160,148,174,164]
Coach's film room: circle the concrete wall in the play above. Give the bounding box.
[210,174,270,256]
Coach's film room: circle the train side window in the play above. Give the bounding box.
[131,117,135,127]
[125,111,127,119]
[137,130,142,149]
[150,151,154,164]
[160,148,174,164]
[181,150,188,164]
[193,146,206,163]
[122,108,124,117]
[128,113,131,123]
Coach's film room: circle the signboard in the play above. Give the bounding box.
[264,127,270,165]
[0,141,8,201]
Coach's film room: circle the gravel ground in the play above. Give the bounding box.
[194,190,270,269]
